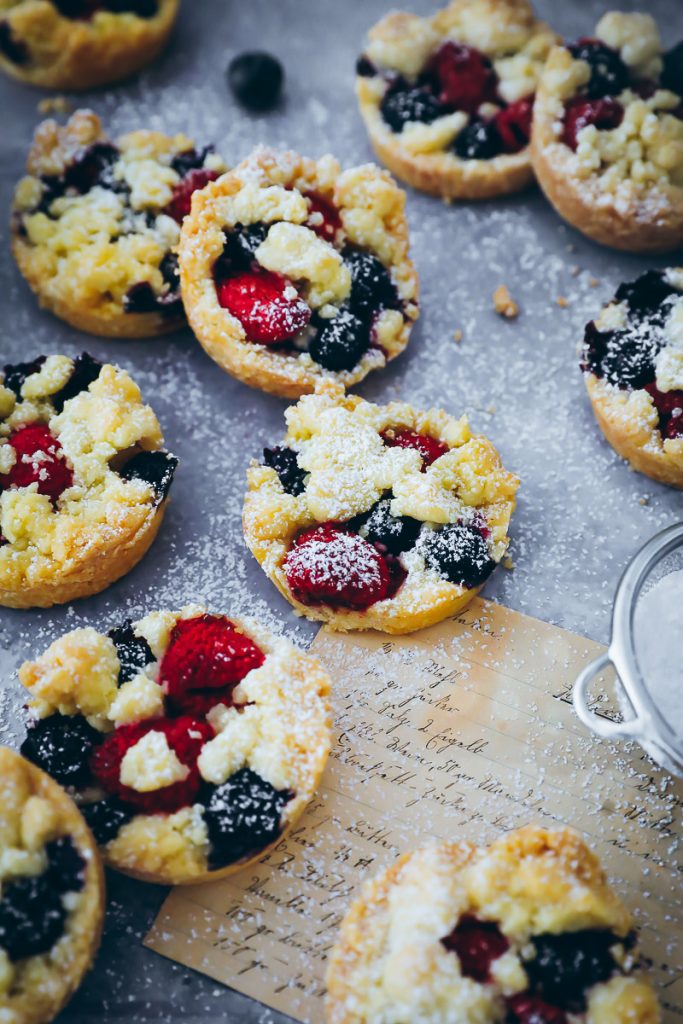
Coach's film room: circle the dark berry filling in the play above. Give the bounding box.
[562,96,624,150]
[505,994,568,1024]
[0,424,73,502]
[355,495,421,556]
[495,96,534,154]
[263,446,307,495]
[309,310,371,372]
[0,21,28,64]
[380,83,445,133]
[305,191,343,243]
[202,767,293,868]
[441,915,510,982]
[346,248,399,317]
[108,620,154,684]
[568,38,629,99]
[171,145,216,178]
[52,352,103,413]
[81,797,135,845]
[164,167,220,223]
[662,41,683,96]
[525,931,619,1013]
[214,224,269,280]
[381,428,449,468]
[453,117,502,160]
[63,142,121,195]
[227,51,284,111]
[422,521,495,588]
[118,450,178,502]
[615,269,678,320]
[644,383,683,438]
[356,55,377,78]
[46,835,86,894]
[52,0,158,18]
[2,356,47,399]
[20,713,102,788]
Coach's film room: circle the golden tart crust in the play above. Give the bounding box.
[243,382,519,635]
[0,0,179,91]
[11,109,226,338]
[355,0,557,201]
[325,826,660,1024]
[531,13,683,254]
[0,747,104,1024]
[178,146,419,399]
[0,354,176,608]
[18,608,332,886]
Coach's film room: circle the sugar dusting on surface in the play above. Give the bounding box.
[2,0,683,1021]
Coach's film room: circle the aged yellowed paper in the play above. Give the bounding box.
[145,599,683,1022]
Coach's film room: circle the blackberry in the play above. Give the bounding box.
[123,282,159,314]
[599,330,659,390]
[356,55,376,77]
[63,142,121,194]
[581,321,612,377]
[20,713,101,788]
[0,21,28,64]
[52,0,92,17]
[453,118,502,160]
[662,41,683,97]
[214,224,269,279]
[360,497,421,556]
[52,352,102,413]
[171,146,214,177]
[615,270,678,323]
[81,798,134,844]
[263,446,306,496]
[46,836,86,894]
[569,39,629,99]
[0,873,66,962]
[309,310,371,371]
[525,931,618,1013]
[105,0,157,15]
[345,250,398,317]
[227,51,284,111]
[119,450,178,502]
[380,85,443,133]
[2,356,46,399]
[422,522,495,587]
[108,619,154,684]
[202,767,293,868]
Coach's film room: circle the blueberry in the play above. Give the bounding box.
[359,497,421,555]
[380,85,443,132]
[453,118,502,160]
[63,143,121,194]
[2,356,47,399]
[263,446,306,496]
[0,873,67,962]
[107,619,154,684]
[52,352,102,413]
[422,522,495,587]
[345,250,398,317]
[309,310,371,371]
[662,41,683,96]
[569,39,629,99]
[20,714,102,788]
[46,836,85,894]
[171,146,214,177]
[202,768,293,868]
[213,224,269,279]
[81,798,134,845]
[119,450,178,502]
[526,931,618,1013]
[227,51,284,111]
[0,21,28,64]
[356,55,376,77]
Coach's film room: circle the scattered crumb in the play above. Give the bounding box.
[639,496,650,506]
[493,284,519,319]
[453,329,463,343]
[486,402,497,415]
[38,95,72,115]
[556,296,569,308]
[502,554,515,570]
[570,265,581,277]
[589,278,600,288]
[566,243,576,252]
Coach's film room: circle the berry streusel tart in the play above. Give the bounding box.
[355,0,557,201]
[178,146,419,399]
[582,268,683,488]
[0,352,177,608]
[18,607,332,885]
[243,382,519,634]
[11,109,226,338]
[0,0,179,91]
[0,747,104,1024]
[531,12,683,253]
[325,826,660,1024]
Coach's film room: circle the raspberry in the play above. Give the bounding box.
[165,168,219,223]
[562,97,623,150]
[506,994,568,1024]
[305,191,342,243]
[441,916,510,982]
[217,269,311,344]
[90,716,214,813]
[428,41,498,113]
[644,383,683,438]
[284,523,392,610]
[1,424,73,501]
[495,96,534,153]
[160,614,265,717]
[381,428,449,468]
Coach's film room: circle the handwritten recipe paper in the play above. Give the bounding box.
[145,599,683,1022]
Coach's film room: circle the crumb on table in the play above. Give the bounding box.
[493,284,519,319]
[556,296,569,308]
[453,328,463,343]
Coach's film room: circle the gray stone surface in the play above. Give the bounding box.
[0,0,681,1019]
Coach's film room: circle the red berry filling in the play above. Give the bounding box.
[427,41,498,113]
[644,383,683,439]
[1,424,73,501]
[495,96,534,153]
[304,191,342,243]
[441,916,510,983]
[164,168,219,223]
[505,994,568,1024]
[381,428,449,468]
[160,614,265,717]
[562,97,624,150]
[217,268,311,344]
[90,716,214,813]
[284,522,393,610]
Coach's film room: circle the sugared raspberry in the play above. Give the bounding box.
[495,96,534,153]
[506,994,567,1024]
[165,168,219,223]
[428,41,498,113]
[305,191,342,243]
[562,97,623,149]
[90,716,214,814]
[284,523,392,610]
[381,428,449,468]
[1,424,73,501]
[160,614,265,717]
[441,916,510,982]
[217,269,311,344]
